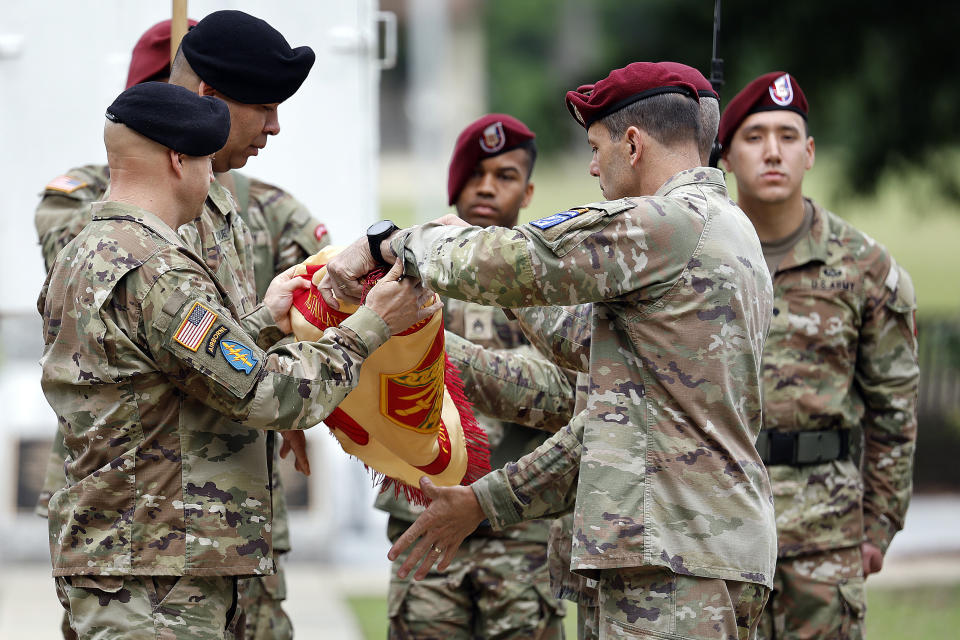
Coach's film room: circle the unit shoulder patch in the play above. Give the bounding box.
[204,325,230,356]
[220,339,258,374]
[45,174,87,194]
[530,207,591,230]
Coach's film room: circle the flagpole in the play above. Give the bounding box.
[170,0,188,65]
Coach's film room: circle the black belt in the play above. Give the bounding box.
[756,430,850,466]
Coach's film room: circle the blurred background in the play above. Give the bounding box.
[1,1,958,637]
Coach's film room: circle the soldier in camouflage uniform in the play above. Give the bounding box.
[535,63,724,640]
[34,13,331,639]
[718,72,919,639]
[323,62,778,640]
[375,114,573,639]
[42,82,437,640]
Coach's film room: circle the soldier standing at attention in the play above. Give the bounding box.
[719,72,919,639]
[41,81,437,640]
[323,61,778,640]
[376,114,569,639]
[34,13,330,639]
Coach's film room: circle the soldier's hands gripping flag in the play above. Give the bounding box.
[288,247,490,504]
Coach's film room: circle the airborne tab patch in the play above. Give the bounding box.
[530,207,590,230]
[220,339,257,374]
[174,302,218,352]
[46,175,87,194]
[204,325,230,356]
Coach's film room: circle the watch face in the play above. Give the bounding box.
[368,220,396,236]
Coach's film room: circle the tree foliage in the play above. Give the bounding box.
[485,0,960,198]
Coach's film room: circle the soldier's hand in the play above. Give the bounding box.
[388,477,485,580]
[279,430,310,476]
[364,261,442,334]
[264,266,311,333]
[861,542,884,576]
[430,213,470,227]
[318,236,379,310]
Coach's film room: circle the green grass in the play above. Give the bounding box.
[348,584,960,639]
[381,151,960,316]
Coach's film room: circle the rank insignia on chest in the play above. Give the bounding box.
[220,339,257,374]
[463,307,495,342]
[174,301,218,352]
[530,207,590,230]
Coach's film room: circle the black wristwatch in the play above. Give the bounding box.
[367,220,399,267]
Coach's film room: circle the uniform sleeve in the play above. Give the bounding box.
[269,192,330,273]
[514,304,592,373]
[858,260,919,554]
[34,423,69,518]
[34,167,110,271]
[390,200,694,308]
[142,267,391,431]
[471,413,584,529]
[444,331,576,432]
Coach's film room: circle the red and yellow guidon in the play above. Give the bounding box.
[288,247,489,504]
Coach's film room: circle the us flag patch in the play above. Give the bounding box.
[174,302,218,352]
[45,175,86,194]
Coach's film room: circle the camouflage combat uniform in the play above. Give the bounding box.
[390,168,777,639]
[224,171,329,640]
[35,166,328,639]
[376,300,572,639]
[40,200,390,639]
[755,199,919,640]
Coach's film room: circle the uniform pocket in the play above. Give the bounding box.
[387,578,413,619]
[838,578,866,637]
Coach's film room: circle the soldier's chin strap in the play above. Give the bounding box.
[708,0,724,168]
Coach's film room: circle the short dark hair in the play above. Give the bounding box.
[601,93,700,148]
[515,139,538,180]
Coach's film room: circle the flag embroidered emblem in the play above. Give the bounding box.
[45,175,86,193]
[174,302,218,352]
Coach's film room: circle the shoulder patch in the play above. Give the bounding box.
[204,325,230,356]
[314,223,328,242]
[530,207,591,230]
[220,339,258,374]
[173,301,218,352]
[46,175,87,194]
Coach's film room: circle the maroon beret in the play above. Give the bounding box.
[447,114,536,205]
[719,71,808,150]
[658,61,718,100]
[565,61,699,129]
[125,19,198,89]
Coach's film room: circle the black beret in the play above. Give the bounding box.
[181,10,315,104]
[106,82,231,156]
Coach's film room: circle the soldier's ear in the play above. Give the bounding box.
[520,181,534,209]
[625,126,644,167]
[198,81,217,98]
[169,150,184,178]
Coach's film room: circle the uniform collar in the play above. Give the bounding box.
[654,166,726,197]
[776,197,831,271]
[207,177,236,215]
[90,200,185,248]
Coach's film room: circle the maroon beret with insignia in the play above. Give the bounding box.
[126,19,198,89]
[447,113,536,205]
[565,61,699,129]
[719,71,808,150]
[658,62,718,100]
